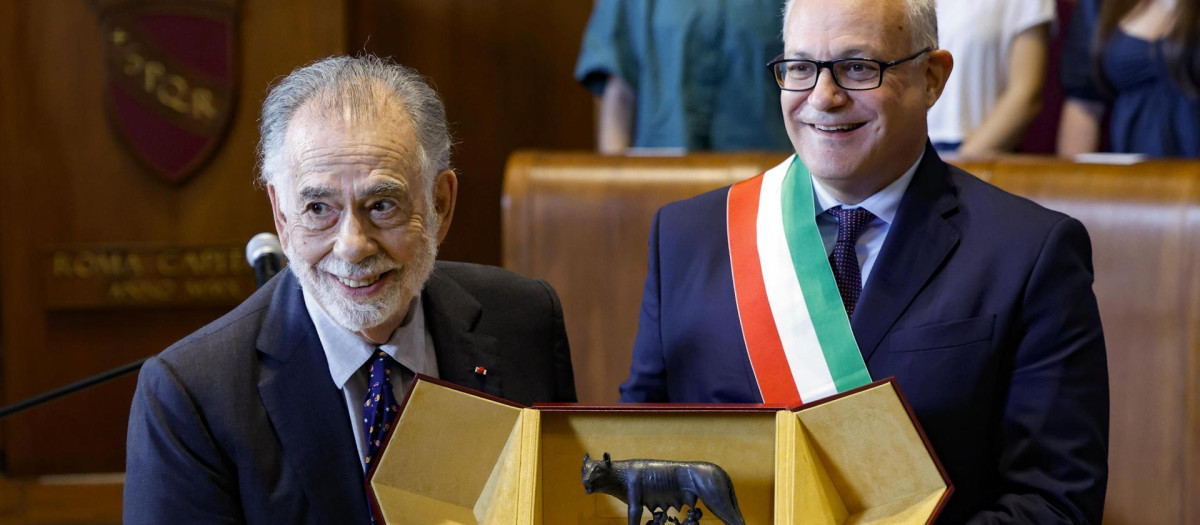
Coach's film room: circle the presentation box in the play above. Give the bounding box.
[366,377,951,524]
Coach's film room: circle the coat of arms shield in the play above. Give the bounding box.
[97,0,240,184]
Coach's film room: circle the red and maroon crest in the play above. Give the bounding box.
[97,0,241,184]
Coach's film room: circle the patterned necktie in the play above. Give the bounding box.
[827,206,876,318]
[362,349,402,468]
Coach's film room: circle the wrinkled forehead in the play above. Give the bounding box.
[286,87,414,147]
[783,0,911,59]
[299,78,408,126]
[280,97,422,178]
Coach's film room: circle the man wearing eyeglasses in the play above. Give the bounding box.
[621,0,1109,523]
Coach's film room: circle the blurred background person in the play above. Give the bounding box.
[1058,0,1200,157]
[928,0,1055,156]
[574,0,791,154]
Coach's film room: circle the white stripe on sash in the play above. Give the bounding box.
[755,162,839,401]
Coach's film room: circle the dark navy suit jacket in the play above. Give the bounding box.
[124,262,576,524]
[622,145,1109,524]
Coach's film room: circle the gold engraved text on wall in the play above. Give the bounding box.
[46,245,256,309]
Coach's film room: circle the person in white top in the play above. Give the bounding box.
[927,0,1055,156]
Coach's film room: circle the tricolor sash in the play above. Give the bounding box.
[727,155,872,405]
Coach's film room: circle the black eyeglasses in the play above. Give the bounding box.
[766,47,933,91]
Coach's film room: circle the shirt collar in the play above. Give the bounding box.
[811,150,924,223]
[302,286,427,390]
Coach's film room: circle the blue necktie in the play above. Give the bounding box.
[827,206,875,318]
[362,349,401,468]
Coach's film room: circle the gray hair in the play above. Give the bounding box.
[782,0,938,51]
[256,55,451,188]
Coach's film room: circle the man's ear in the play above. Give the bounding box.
[923,49,954,108]
[432,169,458,244]
[267,183,290,249]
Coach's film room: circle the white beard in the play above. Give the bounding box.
[287,215,439,335]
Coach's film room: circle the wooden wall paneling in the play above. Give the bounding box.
[349,0,595,267]
[0,474,123,525]
[1187,185,1200,525]
[1,0,60,477]
[0,0,347,480]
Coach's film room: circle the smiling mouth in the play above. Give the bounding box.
[812,122,865,132]
[334,270,392,288]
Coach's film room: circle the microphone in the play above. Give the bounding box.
[246,233,285,288]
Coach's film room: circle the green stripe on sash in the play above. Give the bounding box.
[779,157,872,393]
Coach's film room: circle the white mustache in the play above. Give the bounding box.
[316,255,401,279]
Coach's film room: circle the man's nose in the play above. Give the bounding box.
[332,212,377,264]
[807,68,848,110]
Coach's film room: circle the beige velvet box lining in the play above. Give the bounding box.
[777,383,947,524]
[369,379,949,524]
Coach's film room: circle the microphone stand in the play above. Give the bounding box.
[0,357,148,419]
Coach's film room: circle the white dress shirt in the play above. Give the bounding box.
[811,151,923,289]
[302,289,439,471]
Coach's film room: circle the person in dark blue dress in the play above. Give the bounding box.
[1058,0,1200,157]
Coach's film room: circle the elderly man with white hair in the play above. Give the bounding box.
[124,55,576,524]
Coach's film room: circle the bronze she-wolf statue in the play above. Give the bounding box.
[582,452,745,525]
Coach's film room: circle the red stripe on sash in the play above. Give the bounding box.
[727,176,802,404]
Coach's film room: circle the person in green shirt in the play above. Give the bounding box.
[575,0,792,154]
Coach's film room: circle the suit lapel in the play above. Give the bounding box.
[422,266,504,398]
[256,270,372,524]
[852,145,961,362]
